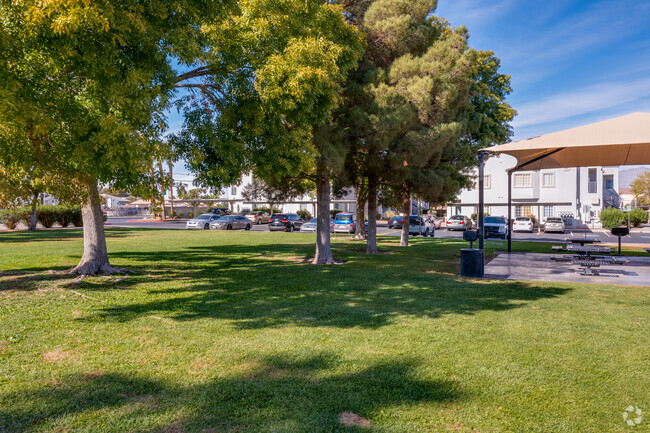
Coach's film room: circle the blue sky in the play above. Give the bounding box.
[436,0,650,141]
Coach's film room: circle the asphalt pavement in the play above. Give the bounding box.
[106,217,650,246]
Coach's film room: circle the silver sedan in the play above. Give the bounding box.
[210,215,253,230]
[186,213,222,229]
[300,217,334,233]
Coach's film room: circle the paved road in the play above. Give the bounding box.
[107,217,650,245]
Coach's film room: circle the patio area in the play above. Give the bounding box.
[485,252,650,286]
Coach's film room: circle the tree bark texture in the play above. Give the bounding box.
[313,163,335,264]
[366,175,378,254]
[28,191,38,231]
[158,161,166,220]
[400,184,410,247]
[353,183,366,240]
[168,160,175,218]
[70,180,117,275]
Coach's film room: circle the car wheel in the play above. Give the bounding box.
[203,223,209,230]
[257,219,261,225]
[227,224,232,230]
[289,224,294,232]
[245,224,251,230]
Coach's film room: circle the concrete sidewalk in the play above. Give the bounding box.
[485,252,650,287]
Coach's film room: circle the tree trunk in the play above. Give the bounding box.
[70,180,119,275]
[28,191,38,231]
[353,182,367,240]
[366,175,378,254]
[168,160,175,218]
[400,184,410,247]
[158,161,166,220]
[313,162,335,264]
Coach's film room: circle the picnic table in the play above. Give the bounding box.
[566,245,612,257]
[565,237,601,246]
[566,245,614,275]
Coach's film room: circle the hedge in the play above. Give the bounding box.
[0,205,83,230]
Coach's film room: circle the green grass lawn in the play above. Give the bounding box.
[0,229,648,432]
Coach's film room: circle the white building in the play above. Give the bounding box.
[450,154,625,228]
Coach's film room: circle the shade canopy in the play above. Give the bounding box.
[482,112,650,171]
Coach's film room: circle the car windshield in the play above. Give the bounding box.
[196,214,211,220]
[516,217,530,221]
[409,216,420,224]
[270,214,285,220]
[485,217,506,224]
[546,218,562,222]
[449,216,463,220]
[335,214,353,222]
[308,218,318,223]
[219,216,235,220]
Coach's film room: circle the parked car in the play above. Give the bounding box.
[333,212,368,234]
[245,211,270,224]
[446,215,473,231]
[186,213,222,229]
[300,217,335,233]
[483,216,508,239]
[210,215,252,230]
[408,215,424,236]
[268,213,305,232]
[513,217,534,233]
[209,207,231,216]
[543,217,565,233]
[388,215,404,229]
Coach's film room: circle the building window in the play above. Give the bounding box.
[455,206,461,215]
[588,168,597,193]
[542,172,555,188]
[543,205,554,217]
[474,175,491,189]
[484,206,491,215]
[515,205,532,218]
[514,173,532,188]
[231,186,237,195]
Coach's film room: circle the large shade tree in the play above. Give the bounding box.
[334,0,515,250]
[170,0,364,265]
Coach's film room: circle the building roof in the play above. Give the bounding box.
[483,112,650,171]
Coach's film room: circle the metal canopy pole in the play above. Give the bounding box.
[507,170,512,253]
[478,151,485,251]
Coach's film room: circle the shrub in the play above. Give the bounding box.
[600,207,626,229]
[376,213,382,220]
[296,209,312,221]
[526,214,537,225]
[471,212,490,222]
[58,206,81,227]
[629,207,648,227]
[330,208,344,218]
[383,210,397,220]
[187,211,194,219]
[0,210,22,230]
[34,206,58,228]
[253,207,281,213]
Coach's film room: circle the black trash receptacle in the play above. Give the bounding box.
[460,248,484,277]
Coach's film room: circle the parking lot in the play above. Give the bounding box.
[106,217,650,245]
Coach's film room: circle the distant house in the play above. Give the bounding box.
[101,194,131,210]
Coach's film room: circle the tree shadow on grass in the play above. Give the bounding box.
[83,242,571,330]
[0,353,461,432]
[0,227,142,244]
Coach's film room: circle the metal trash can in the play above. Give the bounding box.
[460,248,484,277]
